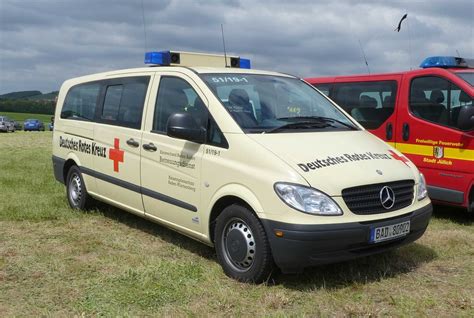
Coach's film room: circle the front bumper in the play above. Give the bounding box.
[261,203,432,273]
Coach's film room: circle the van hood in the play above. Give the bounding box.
[249,131,417,196]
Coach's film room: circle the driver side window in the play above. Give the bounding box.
[410,76,472,130]
[153,76,228,147]
[153,77,207,133]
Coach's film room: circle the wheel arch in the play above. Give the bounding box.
[207,184,265,243]
[62,152,83,183]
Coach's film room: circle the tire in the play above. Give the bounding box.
[215,204,274,283]
[66,165,92,210]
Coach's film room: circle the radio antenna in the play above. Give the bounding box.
[221,24,228,67]
[141,0,148,52]
[456,49,461,57]
[358,39,371,74]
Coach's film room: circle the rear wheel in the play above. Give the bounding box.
[215,204,274,283]
[66,166,92,210]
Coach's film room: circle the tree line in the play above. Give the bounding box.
[0,99,55,115]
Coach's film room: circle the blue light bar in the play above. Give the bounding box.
[239,58,251,69]
[420,56,473,69]
[145,51,171,65]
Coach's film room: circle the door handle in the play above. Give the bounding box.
[126,138,139,148]
[386,123,393,140]
[142,142,157,152]
[402,123,410,141]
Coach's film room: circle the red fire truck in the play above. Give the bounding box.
[306,56,474,211]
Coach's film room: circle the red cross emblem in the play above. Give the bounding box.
[109,138,124,172]
[388,150,409,166]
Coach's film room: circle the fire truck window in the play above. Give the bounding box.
[332,81,397,129]
[410,76,472,130]
[314,84,331,96]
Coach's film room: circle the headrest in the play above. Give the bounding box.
[167,89,189,109]
[411,90,427,103]
[459,91,471,103]
[359,95,377,108]
[430,90,445,104]
[229,89,250,106]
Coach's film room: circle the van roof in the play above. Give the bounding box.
[67,66,295,82]
[305,67,474,83]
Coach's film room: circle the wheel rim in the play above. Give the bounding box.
[69,173,82,207]
[221,217,256,272]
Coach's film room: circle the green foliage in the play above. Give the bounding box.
[0,90,42,99]
[27,91,59,101]
[0,99,55,115]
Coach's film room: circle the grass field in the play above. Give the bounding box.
[1,132,473,316]
[0,111,52,125]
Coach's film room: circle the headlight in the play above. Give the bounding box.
[274,183,342,216]
[417,173,428,200]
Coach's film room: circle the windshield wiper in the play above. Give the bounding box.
[266,121,332,133]
[276,116,357,130]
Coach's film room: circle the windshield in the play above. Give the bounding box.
[200,74,358,133]
[457,72,474,86]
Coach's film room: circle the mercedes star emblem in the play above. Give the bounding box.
[380,186,395,209]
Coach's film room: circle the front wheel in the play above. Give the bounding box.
[215,204,274,283]
[66,166,92,210]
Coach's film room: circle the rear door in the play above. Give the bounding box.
[92,75,152,214]
[395,71,474,204]
[330,77,401,145]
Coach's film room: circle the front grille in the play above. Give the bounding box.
[342,180,414,215]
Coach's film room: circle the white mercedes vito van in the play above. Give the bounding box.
[52,51,432,282]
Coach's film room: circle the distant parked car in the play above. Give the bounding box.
[11,120,22,130]
[0,116,15,132]
[48,116,54,131]
[24,119,45,131]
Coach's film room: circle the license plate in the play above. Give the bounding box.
[369,221,410,243]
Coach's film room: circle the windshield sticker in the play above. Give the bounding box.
[211,76,249,83]
[297,152,393,172]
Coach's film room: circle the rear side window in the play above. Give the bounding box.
[61,83,101,121]
[410,76,473,130]
[332,81,397,129]
[100,80,149,129]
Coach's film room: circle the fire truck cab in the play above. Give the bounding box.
[306,56,474,211]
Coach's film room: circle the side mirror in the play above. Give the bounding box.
[457,106,474,131]
[167,113,206,144]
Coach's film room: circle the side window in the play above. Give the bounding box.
[154,76,208,133]
[61,83,101,121]
[102,85,123,120]
[332,81,397,129]
[314,84,331,96]
[153,76,228,148]
[410,76,472,130]
[100,79,149,129]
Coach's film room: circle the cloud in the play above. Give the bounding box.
[0,0,472,93]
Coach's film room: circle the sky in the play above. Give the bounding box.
[0,0,473,94]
